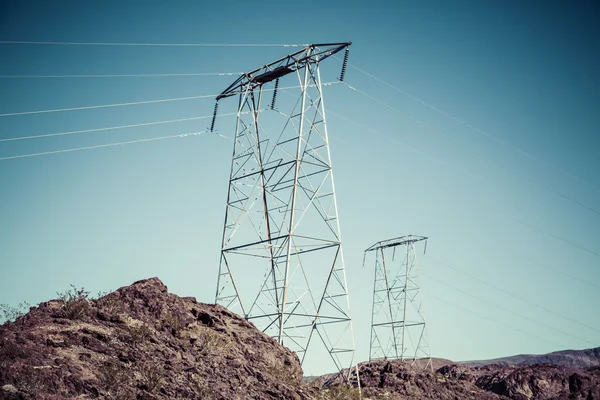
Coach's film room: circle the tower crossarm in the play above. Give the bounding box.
[364,235,428,253]
[216,42,351,100]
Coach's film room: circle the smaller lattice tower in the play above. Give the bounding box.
[364,235,432,369]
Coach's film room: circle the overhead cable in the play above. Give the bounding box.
[421,271,596,346]
[0,40,302,47]
[0,83,335,117]
[427,255,600,335]
[521,257,600,290]
[344,82,600,216]
[0,73,243,79]
[327,110,600,259]
[0,94,217,117]
[426,292,567,349]
[0,113,240,142]
[480,203,600,258]
[0,131,211,161]
[346,62,598,191]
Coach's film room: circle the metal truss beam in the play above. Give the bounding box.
[216,43,350,100]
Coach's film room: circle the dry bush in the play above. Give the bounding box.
[266,362,300,387]
[0,339,25,361]
[196,326,229,355]
[57,285,90,320]
[186,373,213,399]
[163,310,187,336]
[97,360,136,399]
[120,323,153,345]
[12,366,50,399]
[319,384,362,400]
[138,363,163,393]
[97,360,130,389]
[95,290,126,316]
[0,302,31,324]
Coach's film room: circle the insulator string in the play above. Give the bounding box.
[210,102,219,132]
[270,78,279,110]
[339,48,349,82]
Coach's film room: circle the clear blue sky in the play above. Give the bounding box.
[0,0,598,376]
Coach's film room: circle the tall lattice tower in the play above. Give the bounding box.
[213,43,357,377]
[364,235,432,369]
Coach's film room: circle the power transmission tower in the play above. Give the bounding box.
[213,43,358,378]
[364,235,432,370]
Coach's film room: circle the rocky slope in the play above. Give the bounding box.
[1,277,599,400]
[0,278,310,400]
[322,360,600,400]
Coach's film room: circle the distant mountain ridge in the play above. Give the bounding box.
[462,347,600,368]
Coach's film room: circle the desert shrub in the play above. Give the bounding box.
[319,384,362,400]
[118,323,153,345]
[95,290,125,316]
[95,290,111,299]
[196,326,229,355]
[0,302,31,324]
[138,363,163,393]
[163,309,186,336]
[266,362,299,387]
[127,323,153,344]
[186,373,213,398]
[97,360,130,389]
[0,339,27,361]
[11,366,50,399]
[57,285,90,320]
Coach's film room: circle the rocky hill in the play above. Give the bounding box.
[1,277,599,400]
[335,360,600,400]
[0,278,310,400]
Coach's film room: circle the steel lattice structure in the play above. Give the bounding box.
[213,43,358,377]
[364,235,432,370]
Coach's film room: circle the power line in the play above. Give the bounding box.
[330,135,396,169]
[0,83,333,117]
[421,271,595,346]
[520,257,600,290]
[0,40,302,47]
[426,292,567,350]
[0,131,212,161]
[479,203,600,258]
[0,116,209,142]
[427,255,600,335]
[327,109,600,259]
[0,73,242,78]
[327,108,432,161]
[0,113,241,142]
[343,82,600,217]
[346,62,598,191]
[0,94,217,117]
